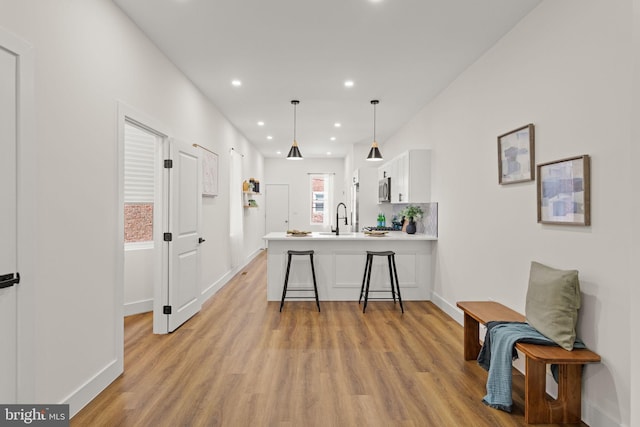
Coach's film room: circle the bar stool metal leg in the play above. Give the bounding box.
[310,253,320,312]
[363,253,373,313]
[280,252,292,312]
[391,254,404,313]
[359,253,371,304]
[387,255,397,305]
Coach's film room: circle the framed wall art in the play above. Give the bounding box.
[201,148,219,197]
[498,123,535,184]
[537,155,591,226]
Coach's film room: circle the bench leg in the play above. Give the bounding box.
[525,358,583,424]
[462,312,481,361]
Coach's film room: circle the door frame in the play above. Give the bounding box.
[117,102,172,336]
[0,28,36,402]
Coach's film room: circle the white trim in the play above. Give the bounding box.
[62,358,120,417]
[431,291,461,323]
[116,103,172,335]
[124,299,153,316]
[201,249,264,302]
[0,26,37,403]
[124,241,154,251]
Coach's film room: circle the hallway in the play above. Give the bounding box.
[72,250,584,426]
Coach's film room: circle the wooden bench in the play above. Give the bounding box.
[456,301,601,424]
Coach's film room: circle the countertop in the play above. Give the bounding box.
[263,231,437,241]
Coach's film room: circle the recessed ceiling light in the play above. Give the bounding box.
[276,151,282,155]
[330,137,336,141]
[231,79,242,87]
[326,152,332,156]
[257,121,265,126]
[344,80,354,88]
[334,122,341,128]
[267,135,273,140]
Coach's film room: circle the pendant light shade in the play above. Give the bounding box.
[366,100,383,161]
[287,100,303,159]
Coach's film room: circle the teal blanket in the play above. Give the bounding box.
[478,321,584,412]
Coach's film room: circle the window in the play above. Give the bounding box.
[124,122,158,244]
[310,174,333,225]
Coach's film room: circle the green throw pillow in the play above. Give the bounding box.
[525,261,581,350]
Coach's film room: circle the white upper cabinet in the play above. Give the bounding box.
[379,150,431,204]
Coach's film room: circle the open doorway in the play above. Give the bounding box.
[117,103,203,337]
[117,103,167,339]
[123,120,162,316]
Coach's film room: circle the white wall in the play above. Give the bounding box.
[382,1,633,425]
[0,0,263,415]
[123,247,153,315]
[264,158,346,232]
[631,1,640,426]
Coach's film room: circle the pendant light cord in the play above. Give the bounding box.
[373,102,376,142]
[291,99,299,143]
[371,99,379,142]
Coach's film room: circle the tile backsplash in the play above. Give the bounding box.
[377,202,438,236]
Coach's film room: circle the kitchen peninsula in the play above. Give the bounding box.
[263,232,437,301]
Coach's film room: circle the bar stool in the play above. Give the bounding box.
[280,250,321,312]
[359,250,404,313]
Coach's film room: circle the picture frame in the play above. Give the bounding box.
[202,149,219,197]
[537,155,591,226]
[497,123,535,184]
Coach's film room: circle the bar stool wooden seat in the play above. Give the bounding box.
[359,250,404,313]
[279,250,321,312]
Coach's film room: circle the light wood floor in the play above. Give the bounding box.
[72,250,586,426]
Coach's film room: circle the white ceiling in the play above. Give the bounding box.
[113,0,541,159]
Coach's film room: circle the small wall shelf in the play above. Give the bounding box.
[243,178,261,208]
[242,190,260,208]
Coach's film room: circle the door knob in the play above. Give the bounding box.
[198,237,206,244]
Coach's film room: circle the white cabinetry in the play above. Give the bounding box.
[379,150,431,204]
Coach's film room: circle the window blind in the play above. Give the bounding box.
[124,122,156,203]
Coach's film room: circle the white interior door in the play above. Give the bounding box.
[166,139,202,332]
[265,184,290,233]
[0,45,18,402]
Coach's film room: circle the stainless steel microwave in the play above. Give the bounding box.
[378,177,391,203]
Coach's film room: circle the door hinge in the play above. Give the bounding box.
[164,159,173,169]
[164,232,172,242]
[163,305,172,315]
[0,272,20,289]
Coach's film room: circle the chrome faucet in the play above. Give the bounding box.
[333,202,348,235]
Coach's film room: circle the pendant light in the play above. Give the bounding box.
[287,100,303,159]
[366,99,383,161]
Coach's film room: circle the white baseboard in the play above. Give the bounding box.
[124,299,153,316]
[431,291,621,427]
[431,291,462,324]
[64,358,121,418]
[201,248,264,302]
